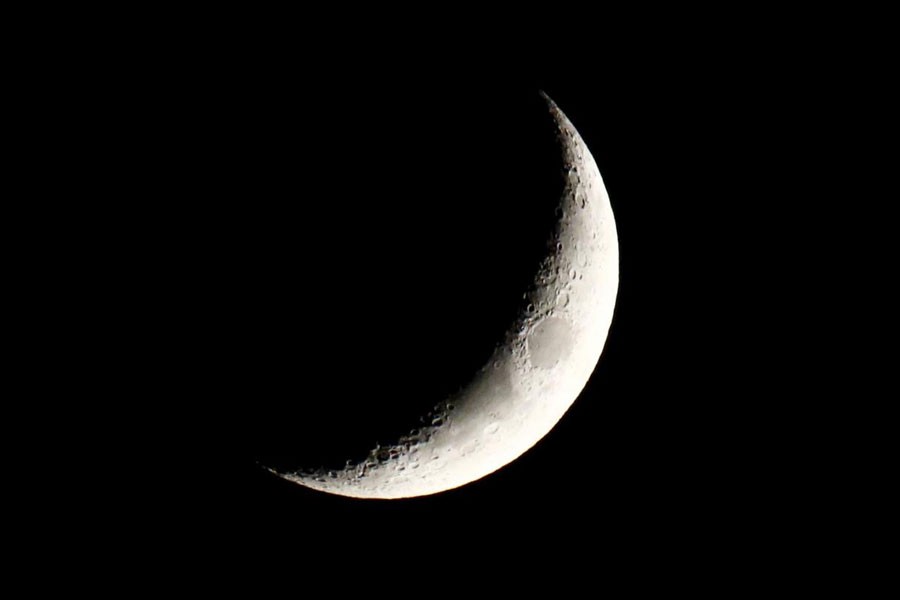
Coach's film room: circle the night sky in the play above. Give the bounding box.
[159,72,750,541]
[126,45,847,573]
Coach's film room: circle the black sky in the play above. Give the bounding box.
[157,73,754,542]
[111,35,871,574]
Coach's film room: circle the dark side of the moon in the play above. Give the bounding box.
[173,85,570,476]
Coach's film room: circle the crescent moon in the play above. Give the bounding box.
[274,92,619,499]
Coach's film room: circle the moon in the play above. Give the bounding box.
[273,92,618,499]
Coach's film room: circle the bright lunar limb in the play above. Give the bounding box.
[273,92,619,498]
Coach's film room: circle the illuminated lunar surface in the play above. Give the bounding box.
[274,93,619,498]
